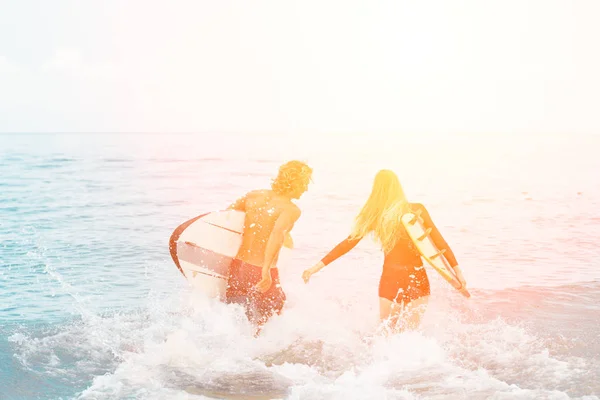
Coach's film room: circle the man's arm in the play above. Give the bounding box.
[255,205,301,293]
[228,193,248,211]
[262,206,301,270]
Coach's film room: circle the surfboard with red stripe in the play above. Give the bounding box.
[169,210,245,299]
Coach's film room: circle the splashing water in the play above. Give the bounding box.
[2,133,600,399]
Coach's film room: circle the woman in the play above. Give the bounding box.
[302,170,466,332]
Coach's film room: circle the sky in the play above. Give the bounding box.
[1,0,599,135]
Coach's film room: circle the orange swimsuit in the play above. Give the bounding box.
[320,203,458,303]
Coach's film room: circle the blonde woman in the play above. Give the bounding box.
[302,170,466,331]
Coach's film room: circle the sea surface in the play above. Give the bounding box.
[1,132,599,399]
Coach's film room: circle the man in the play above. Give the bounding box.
[226,160,312,329]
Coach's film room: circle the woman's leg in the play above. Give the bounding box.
[400,295,429,330]
[378,297,403,334]
[379,296,394,321]
[378,265,431,333]
[379,295,429,333]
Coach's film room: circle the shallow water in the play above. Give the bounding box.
[1,132,599,399]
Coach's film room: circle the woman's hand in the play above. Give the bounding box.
[302,261,324,283]
[453,265,467,288]
[302,268,315,283]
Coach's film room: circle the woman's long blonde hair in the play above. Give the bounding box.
[350,169,409,253]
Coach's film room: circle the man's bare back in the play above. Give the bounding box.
[231,189,299,268]
[224,160,311,330]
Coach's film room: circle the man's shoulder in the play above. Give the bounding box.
[281,203,301,226]
[286,202,301,215]
[275,200,300,220]
[245,189,269,198]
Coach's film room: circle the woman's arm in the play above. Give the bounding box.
[303,235,362,283]
[414,203,458,267]
[414,203,466,286]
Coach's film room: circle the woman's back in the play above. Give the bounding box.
[384,203,457,267]
[383,216,420,267]
[320,202,457,269]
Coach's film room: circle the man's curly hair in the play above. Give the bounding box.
[271,160,313,196]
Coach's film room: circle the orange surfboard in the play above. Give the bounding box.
[401,211,470,298]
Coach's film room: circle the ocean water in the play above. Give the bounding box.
[1,132,599,399]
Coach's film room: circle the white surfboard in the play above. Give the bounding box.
[401,211,470,298]
[169,210,291,300]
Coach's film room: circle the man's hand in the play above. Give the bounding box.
[255,273,273,293]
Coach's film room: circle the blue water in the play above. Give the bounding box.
[1,133,599,399]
